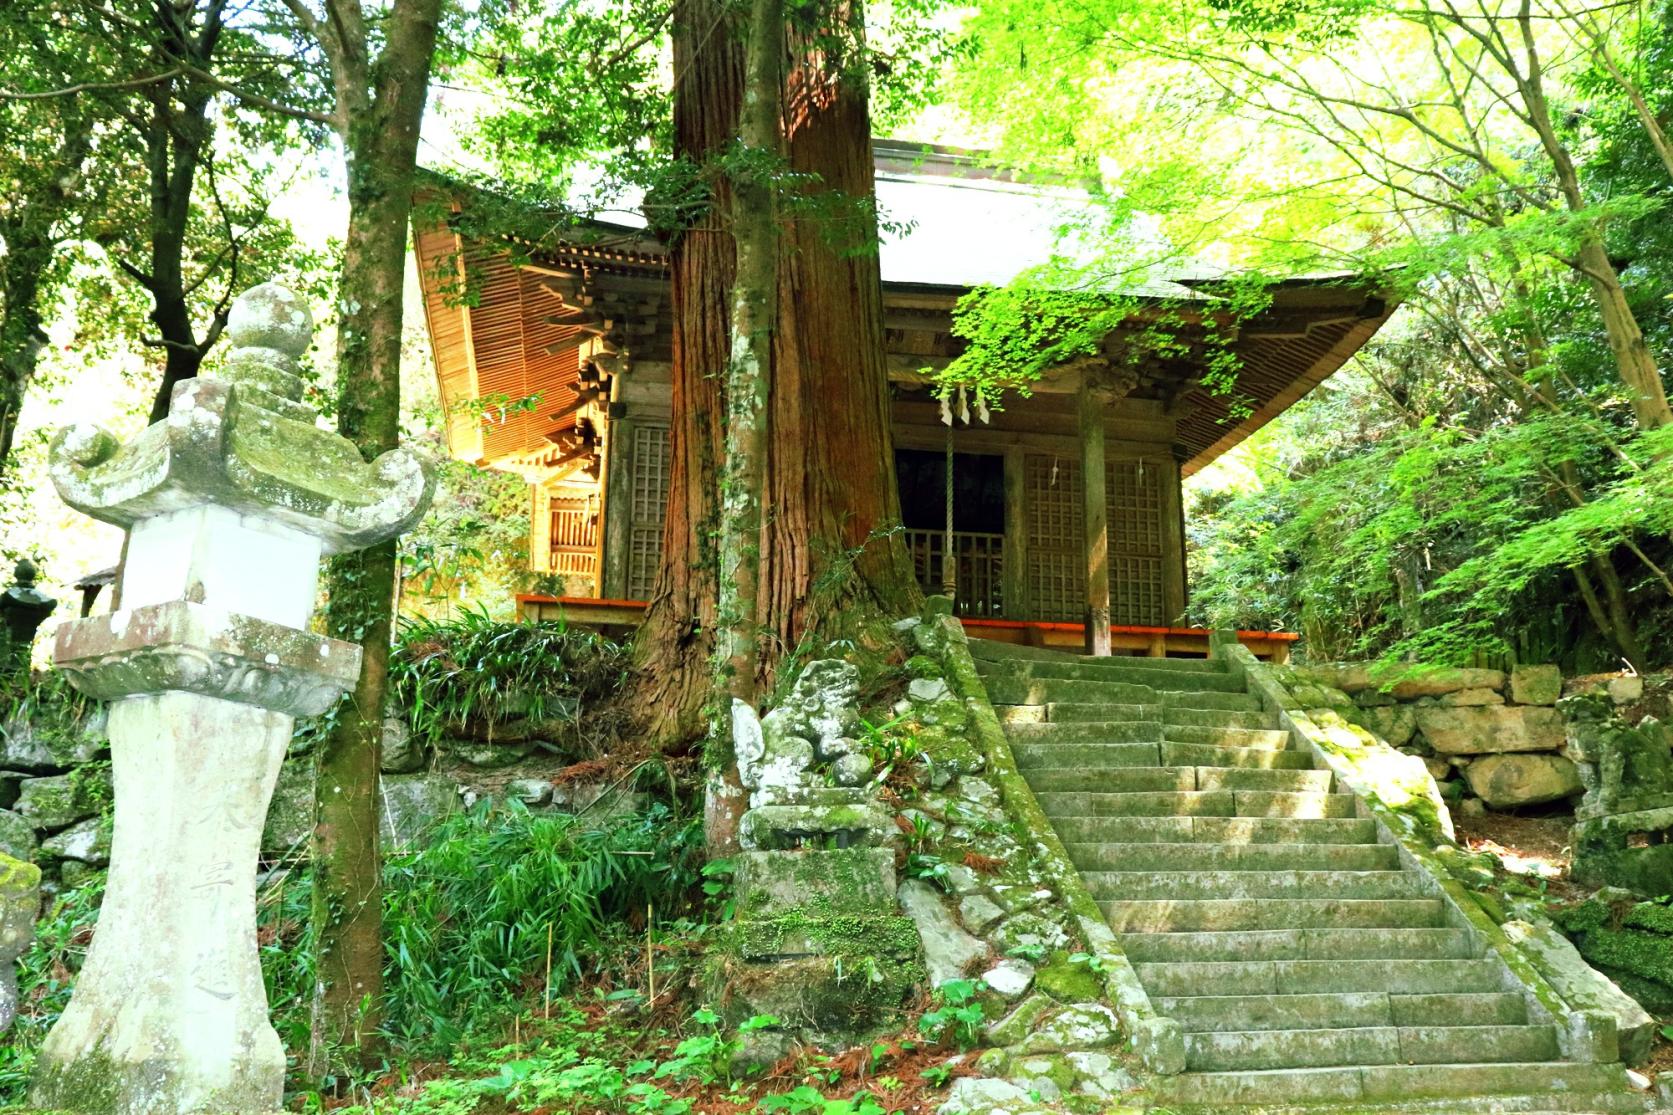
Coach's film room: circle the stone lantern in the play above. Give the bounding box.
[0,558,56,672]
[29,284,432,1114]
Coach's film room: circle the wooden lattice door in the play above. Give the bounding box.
[1106,459,1165,625]
[1023,454,1166,626]
[626,424,670,599]
[546,492,599,591]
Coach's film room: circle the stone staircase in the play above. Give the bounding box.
[971,638,1659,1113]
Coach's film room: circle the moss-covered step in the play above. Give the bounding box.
[1164,724,1294,749]
[1163,706,1277,729]
[1151,1061,1648,1110]
[1001,720,1163,746]
[1008,741,1162,770]
[1157,990,1528,1032]
[1104,897,1447,932]
[1186,1025,1404,1071]
[1082,868,1424,901]
[1158,991,1399,1033]
[1064,840,1398,872]
[983,661,1251,692]
[1160,741,1317,769]
[1133,958,1508,997]
[1160,690,1268,712]
[995,701,1158,724]
[1022,764,1330,794]
[1048,815,1378,844]
[982,676,1156,705]
[1119,927,1479,963]
[1185,1023,1559,1072]
[1193,767,1334,792]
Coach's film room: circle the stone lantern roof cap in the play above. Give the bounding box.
[48,284,434,553]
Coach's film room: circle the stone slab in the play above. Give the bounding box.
[1416,705,1566,755]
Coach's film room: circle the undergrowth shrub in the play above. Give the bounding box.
[388,610,631,755]
[0,801,700,1102]
[262,799,702,1054]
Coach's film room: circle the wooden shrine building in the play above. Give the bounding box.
[413,143,1395,657]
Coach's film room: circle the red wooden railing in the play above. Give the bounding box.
[514,594,1297,661]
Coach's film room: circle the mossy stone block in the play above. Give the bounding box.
[1033,951,1103,1003]
[986,992,1057,1046]
[735,847,896,919]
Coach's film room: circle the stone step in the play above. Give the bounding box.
[1160,741,1316,769]
[1037,789,1357,819]
[1184,1024,1559,1072]
[1025,766,1332,795]
[1010,741,1162,771]
[983,677,1156,706]
[1134,958,1506,997]
[1155,991,1528,1033]
[1050,815,1379,844]
[996,701,1157,725]
[1083,869,1423,901]
[1164,705,1277,730]
[1152,1062,1642,1109]
[1391,992,1530,1027]
[1002,721,1162,746]
[1066,841,1399,872]
[1105,897,1447,932]
[987,662,1250,692]
[1119,927,1478,963]
[977,656,1231,683]
[969,639,1225,672]
[1196,767,1334,792]
[1163,690,1267,712]
[1166,724,1294,750]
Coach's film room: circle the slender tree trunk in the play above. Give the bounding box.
[704,0,783,855]
[628,0,740,760]
[0,116,89,481]
[311,0,443,1058]
[0,259,48,479]
[1513,12,1673,430]
[721,0,781,705]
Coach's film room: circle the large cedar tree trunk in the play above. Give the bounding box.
[627,1,919,768]
[760,9,918,651]
[627,0,740,755]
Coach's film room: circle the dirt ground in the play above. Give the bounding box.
[1453,809,1593,902]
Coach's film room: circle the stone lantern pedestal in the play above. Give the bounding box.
[29,284,432,1115]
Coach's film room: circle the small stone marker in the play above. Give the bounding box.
[30,284,432,1114]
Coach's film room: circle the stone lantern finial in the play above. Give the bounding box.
[31,283,434,1115]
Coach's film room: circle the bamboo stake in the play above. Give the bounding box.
[646,903,655,1005]
[544,923,554,1020]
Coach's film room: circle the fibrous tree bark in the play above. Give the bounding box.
[761,4,919,657]
[628,0,919,799]
[281,0,444,1058]
[628,0,741,769]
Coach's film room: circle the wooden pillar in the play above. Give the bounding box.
[1079,375,1111,656]
[1002,448,1028,620]
[601,416,635,599]
[1161,445,1189,624]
